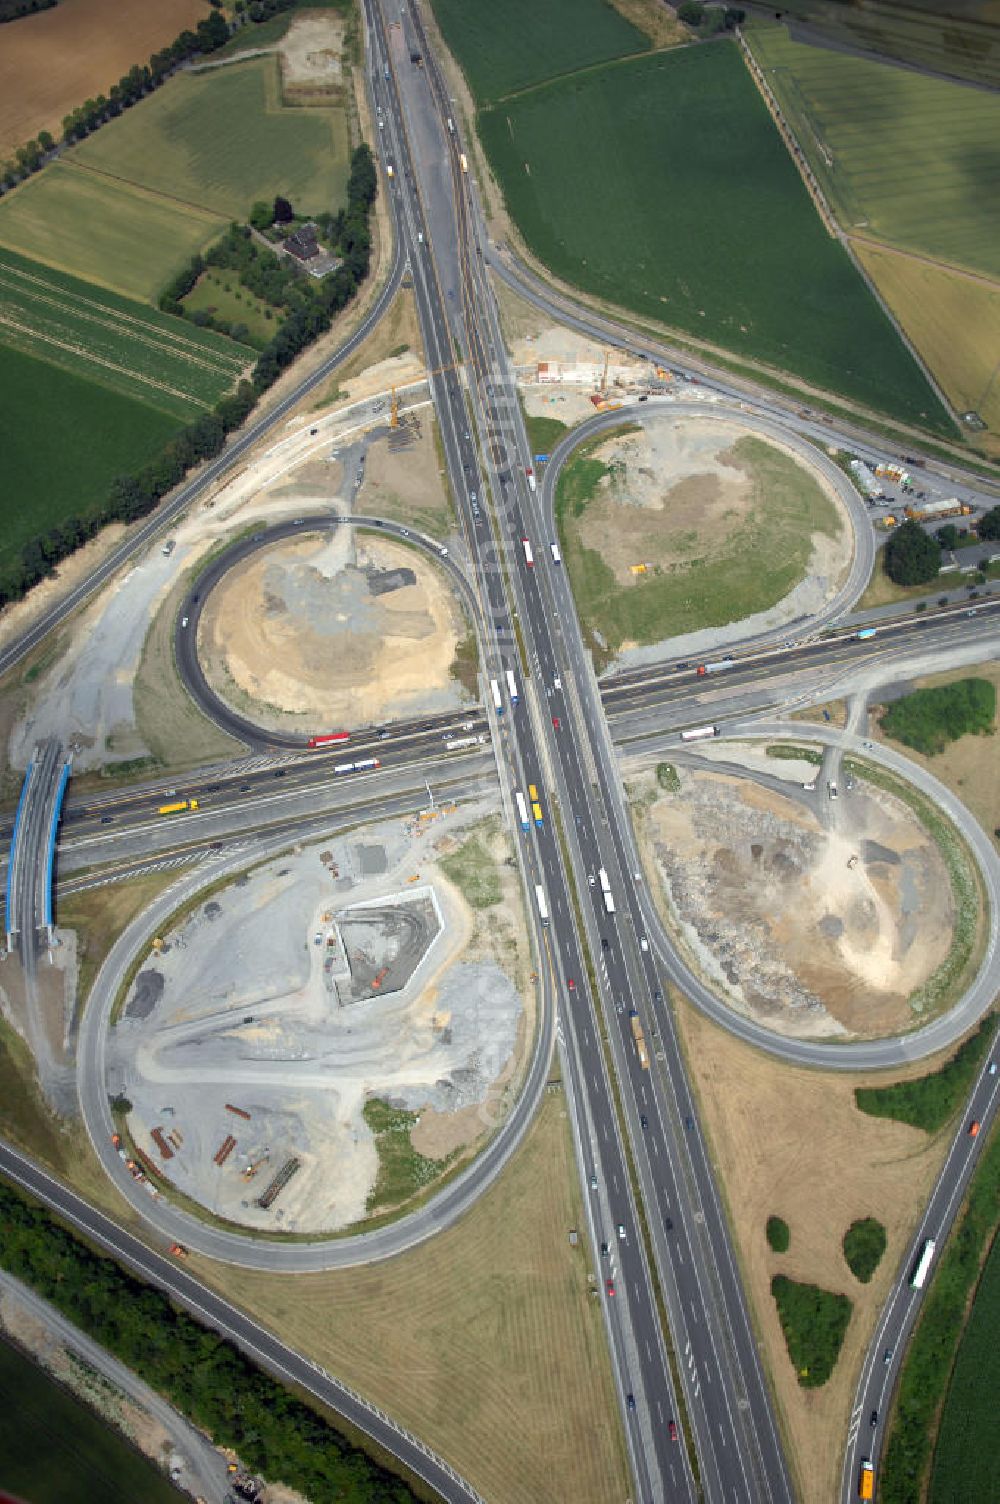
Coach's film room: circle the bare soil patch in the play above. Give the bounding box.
[675,992,952,1504]
[312,285,426,407]
[199,531,469,730]
[279,14,346,106]
[634,762,955,1038]
[0,0,208,157]
[196,1091,628,1504]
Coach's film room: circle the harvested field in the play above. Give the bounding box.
[479,42,951,431]
[0,163,224,303]
[557,416,848,663]
[199,531,470,731]
[674,992,951,1504]
[633,759,957,1039]
[853,243,1000,454]
[196,1091,629,1504]
[279,13,347,106]
[71,57,349,223]
[0,0,207,157]
[0,247,250,416]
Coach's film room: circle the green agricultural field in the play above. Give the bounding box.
[479,43,952,432]
[0,1336,185,1504]
[430,0,647,103]
[928,1188,1000,1503]
[0,248,250,416]
[71,57,349,222]
[747,22,1000,280]
[0,344,179,574]
[0,162,224,302]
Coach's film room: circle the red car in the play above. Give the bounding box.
[567,978,576,991]
[669,1420,678,1442]
[606,1278,615,1297]
[552,716,561,730]
[969,1120,981,1138]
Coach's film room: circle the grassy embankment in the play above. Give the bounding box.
[555,429,840,664]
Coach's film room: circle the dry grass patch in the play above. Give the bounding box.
[790,698,848,728]
[363,419,455,538]
[854,243,1000,458]
[59,870,183,1020]
[313,285,425,407]
[607,0,689,47]
[133,569,244,772]
[869,657,1000,842]
[0,0,207,157]
[194,1093,628,1504]
[673,993,953,1504]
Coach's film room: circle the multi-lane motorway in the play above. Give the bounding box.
[0,2,998,1501]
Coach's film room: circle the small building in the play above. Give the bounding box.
[283,222,320,262]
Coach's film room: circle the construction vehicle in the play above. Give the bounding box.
[696,660,735,677]
[158,799,198,815]
[243,1156,269,1181]
[904,498,972,522]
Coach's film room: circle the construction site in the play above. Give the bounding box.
[631,746,960,1039]
[106,802,528,1233]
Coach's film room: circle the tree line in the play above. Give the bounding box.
[0,0,311,189]
[0,142,376,609]
[0,0,57,23]
[0,1179,419,1503]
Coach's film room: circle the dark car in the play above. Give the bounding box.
[665,1216,673,1231]
[640,1114,648,1129]
[870,1410,878,1428]
[684,1115,694,1129]
[239,784,252,793]
[675,661,689,671]
[600,1241,609,1256]
[601,937,610,951]
[273,769,285,778]
[100,814,114,824]
[626,1394,636,1412]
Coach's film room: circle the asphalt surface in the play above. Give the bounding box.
[0,6,996,1502]
[381,4,791,1496]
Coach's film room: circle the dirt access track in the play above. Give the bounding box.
[0,0,208,157]
[633,752,956,1039]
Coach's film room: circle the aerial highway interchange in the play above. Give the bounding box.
[1,4,999,1504]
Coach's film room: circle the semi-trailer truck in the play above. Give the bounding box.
[515,791,530,832]
[680,725,719,742]
[629,1009,650,1069]
[598,868,615,914]
[308,732,350,748]
[445,734,486,751]
[506,668,520,706]
[490,678,503,715]
[856,628,877,641]
[158,799,198,815]
[550,542,562,564]
[521,537,534,567]
[696,660,735,676]
[525,467,536,493]
[535,884,549,924]
[911,1237,936,1289]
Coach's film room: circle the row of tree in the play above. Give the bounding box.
[0,145,377,608]
[0,1181,419,1502]
[0,0,307,190]
[0,0,57,22]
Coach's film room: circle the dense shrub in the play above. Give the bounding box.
[766,1215,790,1253]
[855,1015,998,1132]
[771,1275,852,1388]
[843,1218,887,1283]
[880,678,995,756]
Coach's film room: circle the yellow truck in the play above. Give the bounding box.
[858,1460,874,1500]
[158,799,199,816]
[629,1009,650,1070]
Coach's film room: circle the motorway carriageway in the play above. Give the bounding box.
[13,595,993,843]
